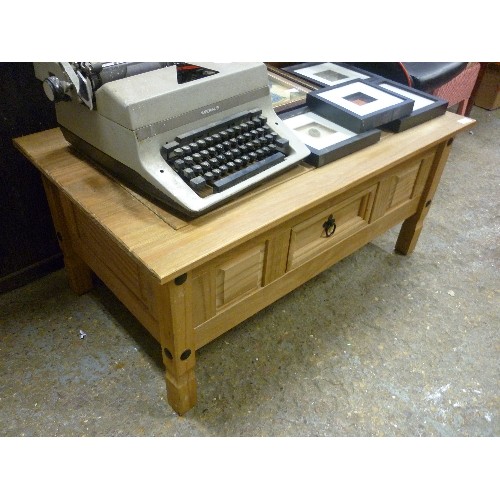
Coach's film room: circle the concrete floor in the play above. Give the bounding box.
[1,106,498,437]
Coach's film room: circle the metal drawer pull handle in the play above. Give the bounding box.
[323,214,336,237]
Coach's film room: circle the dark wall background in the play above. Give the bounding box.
[0,62,63,293]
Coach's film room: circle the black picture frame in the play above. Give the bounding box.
[369,78,448,132]
[280,105,381,167]
[306,79,415,133]
[281,62,378,88]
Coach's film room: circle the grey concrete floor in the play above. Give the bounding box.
[1,106,498,437]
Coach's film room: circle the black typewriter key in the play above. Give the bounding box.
[250,129,260,139]
[236,135,246,145]
[173,158,185,171]
[232,125,242,135]
[262,124,271,133]
[204,171,215,184]
[196,139,207,150]
[181,167,195,180]
[262,146,271,156]
[184,155,195,166]
[222,140,231,151]
[246,120,257,131]
[239,144,249,154]
[258,136,268,147]
[240,155,251,165]
[243,132,252,142]
[205,136,215,147]
[172,147,184,158]
[219,165,229,175]
[226,128,236,138]
[193,165,204,176]
[208,146,218,156]
[161,142,180,161]
[211,133,222,143]
[255,115,267,126]
[248,152,258,163]
[226,161,236,172]
[200,161,211,172]
[190,176,207,192]
[248,108,261,118]
[274,137,290,153]
[224,150,234,161]
[231,147,241,157]
[200,149,211,160]
[233,158,244,169]
[211,168,222,179]
[192,153,203,163]
[245,142,256,152]
[229,137,239,147]
[216,154,227,165]
[219,130,229,140]
[265,133,275,143]
[209,157,220,168]
[188,142,199,153]
[255,127,265,136]
[215,143,225,153]
[255,148,265,160]
[181,145,192,155]
[251,139,261,149]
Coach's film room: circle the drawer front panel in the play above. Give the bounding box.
[287,185,377,270]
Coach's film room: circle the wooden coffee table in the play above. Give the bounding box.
[14,112,475,414]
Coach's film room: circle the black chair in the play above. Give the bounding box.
[349,62,482,116]
[350,62,467,92]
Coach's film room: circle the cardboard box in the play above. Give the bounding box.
[474,63,500,110]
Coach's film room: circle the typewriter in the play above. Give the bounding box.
[34,62,310,216]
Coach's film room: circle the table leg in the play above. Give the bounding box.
[41,177,93,294]
[396,138,454,255]
[156,275,197,415]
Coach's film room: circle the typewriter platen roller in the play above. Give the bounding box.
[34,62,310,216]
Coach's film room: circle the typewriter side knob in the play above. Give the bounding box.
[42,76,70,102]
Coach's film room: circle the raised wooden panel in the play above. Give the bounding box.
[215,244,265,309]
[371,152,434,220]
[191,267,216,327]
[287,185,376,270]
[72,206,142,296]
[263,230,291,285]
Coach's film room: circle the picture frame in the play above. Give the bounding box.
[281,62,377,88]
[369,78,448,132]
[280,105,381,167]
[306,79,415,133]
[267,67,316,114]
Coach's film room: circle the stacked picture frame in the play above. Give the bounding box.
[280,106,381,167]
[281,62,376,88]
[268,62,449,167]
[305,79,415,133]
[368,78,448,132]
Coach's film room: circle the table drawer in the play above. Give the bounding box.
[287,184,377,270]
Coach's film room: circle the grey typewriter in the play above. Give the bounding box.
[34,62,310,216]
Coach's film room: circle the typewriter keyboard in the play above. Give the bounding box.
[160,108,291,196]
